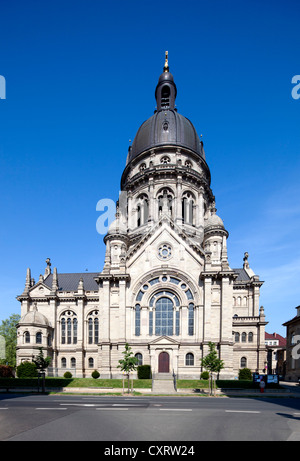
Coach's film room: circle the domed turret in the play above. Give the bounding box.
[127,52,205,164]
[19,304,50,327]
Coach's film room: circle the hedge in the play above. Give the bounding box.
[137,365,151,379]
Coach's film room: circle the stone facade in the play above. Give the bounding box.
[283,306,300,381]
[16,55,268,379]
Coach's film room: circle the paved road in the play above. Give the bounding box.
[1,393,300,442]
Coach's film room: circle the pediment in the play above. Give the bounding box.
[28,281,51,297]
[149,335,180,346]
[127,214,205,267]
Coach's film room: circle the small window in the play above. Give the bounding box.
[88,357,94,368]
[71,357,76,368]
[240,357,247,368]
[61,357,66,368]
[36,332,42,344]
[248,332,253,343]
[24,331,30,344]
[242,332,247,343]
[135,353,143,366]
[235,332,240,343]
[186,353,194,366]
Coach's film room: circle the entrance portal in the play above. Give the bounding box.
[158,351,169,373]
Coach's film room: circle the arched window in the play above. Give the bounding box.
[61,311,78,345]
[135,304,141,336]
[135,353,143,366]
[242,332,247,343]
[71,357,76,368]
[136,194,148,227]
[155,297,174,336]
[94,318,99,344]
[182,191,195,225]
[73,318,77,345]
[240,357,247,368]
[61,357,66,368]
[61,318,66,344]
[87,311,99,344]
[186,353,194,366]
[88,357,94,368]
[248,332,253,343]
[36,332,42,344]
[235,332,240,343]
[67,318,72,344]
[188,303,194,336]
[161,85,170,107]
[24,331,30,344]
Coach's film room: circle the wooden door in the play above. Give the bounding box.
[158,351,169,373]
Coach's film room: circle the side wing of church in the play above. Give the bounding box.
[16,54,268,379]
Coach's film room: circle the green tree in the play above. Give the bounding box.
[32,347,51,372]
[117,343,138,393]
[201,342,224,395]
[0,314,20,367]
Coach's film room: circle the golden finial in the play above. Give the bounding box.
[164,51,169,72]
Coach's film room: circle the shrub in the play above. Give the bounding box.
[0,365,14,378]
[16,361,37,378]
[92,370,100,379]
[238,368,252,381]
[63,371,72,378]
[201,371,209,380]
[137,365,151,379]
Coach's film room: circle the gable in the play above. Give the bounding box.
[127,219,204,272]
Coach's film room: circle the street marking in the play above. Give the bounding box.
[225,410,261,414]
[0,408,8,410]
[159,409,192,411]
[112,404,143,407]
[96,408,128,411]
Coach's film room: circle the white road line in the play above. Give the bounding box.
[225,410,261,414]
[0,408,8,410]
[112,404,143,407]
[159,409,192,412]
[96,408,128,411]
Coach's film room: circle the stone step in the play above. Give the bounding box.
[152,377,176,394]
[152,372,174,380]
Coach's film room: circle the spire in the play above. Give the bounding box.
[155,51,177,111]
[51,267,58,293]
[163,51,169,72]
[22,268,31,295]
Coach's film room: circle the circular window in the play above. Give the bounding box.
[158,243,172,261]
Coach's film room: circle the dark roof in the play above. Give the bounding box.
[233,268,251,282]
[43,273,99,291]
[128,109,205,162]
[265,332,286,347]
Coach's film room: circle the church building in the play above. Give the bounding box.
[16,54,268,379]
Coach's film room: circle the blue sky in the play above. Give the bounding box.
[0,0,299,336]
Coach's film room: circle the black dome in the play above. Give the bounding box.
[128,109,205,162]
[127,58,205,163]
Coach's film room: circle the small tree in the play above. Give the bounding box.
[32,347,51,372]
[117,343,138,394]
[201,342,224,396]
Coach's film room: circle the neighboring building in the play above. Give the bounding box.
[265,332,286,376]
[16,54,268,379]
[283,306,300,381]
